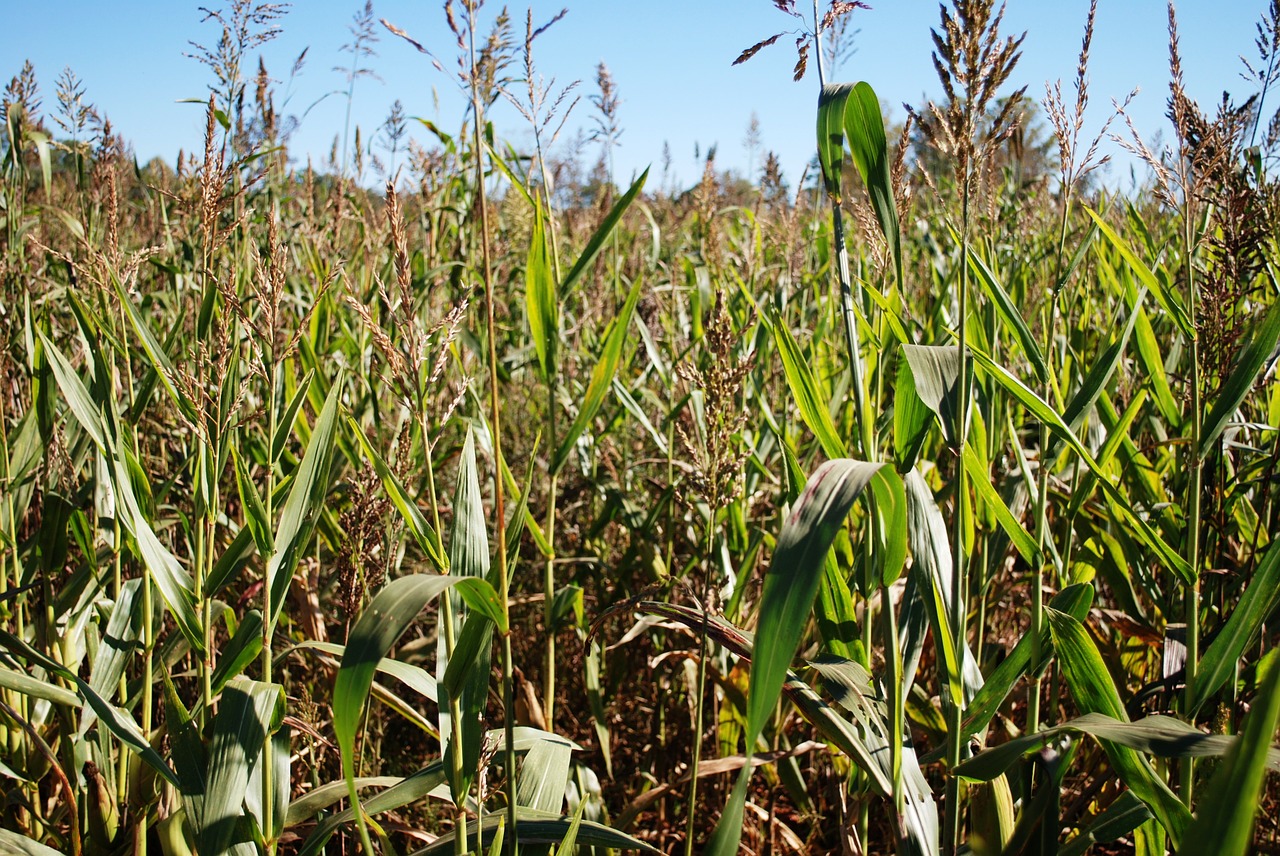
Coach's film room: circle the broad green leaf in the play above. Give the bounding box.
[1047,608,1191,846]
[272,370,314,463]
[1060,791,1152,856]
[1133,301,1181,427]
[517,733,575,814]
[295,762,447,856]
[197,678,284,856]
[962,445,1037,564]
[348,416,447,570]
[334,574,504,846]
[1084,206,1194,338]
[1179,649,1280,855]
[111,446,204,653]
[707,460,894,856]
[844,81,901,284]
[963,584,1093,739]
[266,372,344,629]
[0,664,80,707]
[80,578,143,732]
[1058,288,1142,436]
[958,711,1277,781]
[286,640,437,702]
[233,448,273,557]
[894,345,932,471]
[817,84,852,197]
[901,344,964,448]
[114,283,199,424]
[211,610,264,694]
[552,277,643,474]
[38,332,106,449]
[1199,296,1280,459]
[1189,538,1280,715]
[526,201,558,377]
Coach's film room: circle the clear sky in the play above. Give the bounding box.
[0,1,1270,192]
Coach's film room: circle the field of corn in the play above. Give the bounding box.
[6,0,1280,853]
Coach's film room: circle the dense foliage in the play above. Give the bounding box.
[5,1,1280,854]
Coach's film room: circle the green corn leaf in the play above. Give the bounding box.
[770,310,846,460]
[266,371,343,630]
[958,711,1278,782]
[286,640,438,702]
[38,332,107,449]
[0,664,81,707]
[517,733,575,814]
[197,678,284,856]
[963,584,1093,740]
[1179,649,1280,855]
[1189,538,1280,715]
[211,609,264,694]
[1060,791,1153,856]
[707,460,896,856]
[0,629,178,787]
[334,574,504,846]
[1058,290,1143,437]
[844,81,901,284]
[552,277,643,475]
[817,84,852,197]
[114,283,200,424]
[962,444,1038,565]
[900,344,964,448]
[1133,301,1181,427]
[894,345,933,471]
[348,416,447,570]
[232,447,273,557]
[559,168,649,297]
[526,200,558,377]
[272,370,313,464]
[1084,206,1194,339]
[1047,608,1191,846]
[294,763,446,856]
[970,347,1193,583]
[966,249,1047,383]
[1200,295,1280,459]
[80,578,143,733]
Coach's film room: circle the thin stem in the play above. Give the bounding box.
[465,9,518,851]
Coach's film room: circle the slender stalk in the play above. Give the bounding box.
[464,8,518,851]
[944,137,974,856]
[1182,197,1203,806]
[684,502,721,856]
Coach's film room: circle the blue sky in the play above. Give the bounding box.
[0,1,1269,191]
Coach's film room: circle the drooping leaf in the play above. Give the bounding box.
[706,460,896,855]
[1047,608,1191,846]
[1084,206,1194,338]
[333,574,504,846]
